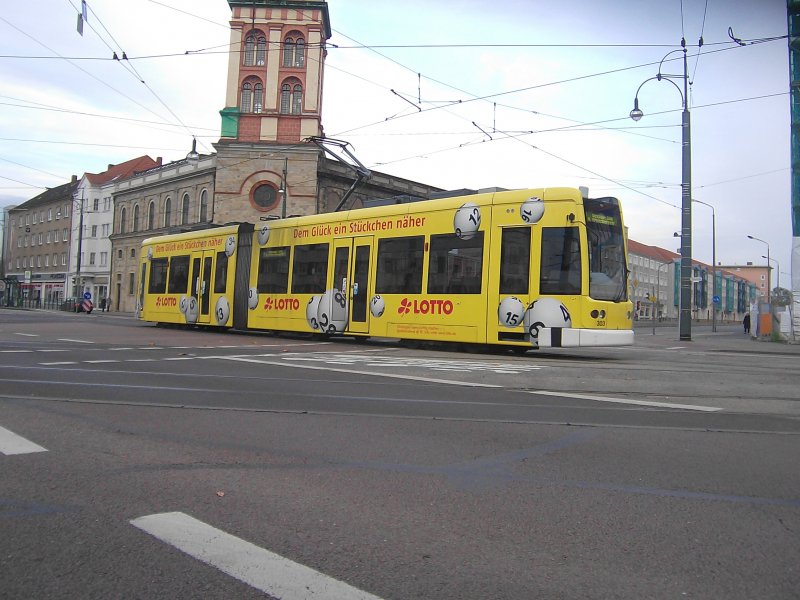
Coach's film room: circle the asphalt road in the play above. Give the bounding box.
[1,309,798,599]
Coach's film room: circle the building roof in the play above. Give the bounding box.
[10,180,78,211]
[83,155,161,186]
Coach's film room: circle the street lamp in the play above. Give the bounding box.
[747,235,770,304]
[693,199,716,332]
[631,42,692,341]
[762,255,779,293]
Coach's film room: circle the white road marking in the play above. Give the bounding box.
[0,350,34,353]
[666,346,687,350]
[221,356,502,388]
[0,425,47,455]
[131,512,383,600]
[57,338,94,344]
[84,360,119,364]
[14,333,38,337]
[528,390,722,412]
[39,361,78,366]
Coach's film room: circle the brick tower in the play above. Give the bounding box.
[214,1,331,224]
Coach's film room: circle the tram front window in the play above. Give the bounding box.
[585,198,627,301]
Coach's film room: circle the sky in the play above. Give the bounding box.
[0,0,793,286]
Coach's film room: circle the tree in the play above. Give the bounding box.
[771,287,792,307]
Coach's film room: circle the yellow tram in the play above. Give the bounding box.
[138,187,633,349]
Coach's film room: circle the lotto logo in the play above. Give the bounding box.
[263,297,301,311]
[398,298,454,316]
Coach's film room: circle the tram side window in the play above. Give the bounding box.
[291,243,329,294]
[167,255,190,294]
[540,227,582,295]
[257,247,290,293]
[500,227,531,295]
[375,236,424,294]
[427,232,483,294]
[148,257,168,294]
[214,251,228,294]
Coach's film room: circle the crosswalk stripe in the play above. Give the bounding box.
[131,512,383,600]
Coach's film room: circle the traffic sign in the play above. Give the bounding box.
[713,295,721,304]
[83,291,92,300]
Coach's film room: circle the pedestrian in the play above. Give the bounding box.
[106,298,112,312]
[743,313,750,334]
[99,297,106,311]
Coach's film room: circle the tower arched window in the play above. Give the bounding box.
[256,37,266,66]
[283,37,294,68]
[181,193,190,225]
[241,82,252,113]
[295,39,304,67]
[119,207,127,234]
[132,204,140,233]
[253,83,263,113]
[147,201,155,230]
[280,80,302,115]
[244,34,255,66]
[164,197,171,228]
[199,190,209,222]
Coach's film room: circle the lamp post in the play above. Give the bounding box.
[652,261,672,335]
[747,235,770,304]
[72,191,85,301]
[692,199,716,332]
[631,43,692,341]
[762,255,779,294]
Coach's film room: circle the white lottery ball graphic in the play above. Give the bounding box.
[225,235,236,257]
[215,296,230,325]
[257,224,270,246]
[179,295,190,314]
[454,202,481,240]
[248,287,259,310]
[306,295,322,330]
[370,294,385,318]
[147,247,153,260]
[524,298,572,341]
[317,288,348,334]
[184,296,199,324]
[520,197,545,224]
[498,296,526,328]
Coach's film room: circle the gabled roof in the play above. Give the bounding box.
[628,239,680,262]
[84,155,161,186]
[10,180,78,211]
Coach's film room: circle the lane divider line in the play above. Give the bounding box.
[131,512,383,600]
[528,390,722,412]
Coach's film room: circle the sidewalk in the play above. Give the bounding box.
[633,322,800,355]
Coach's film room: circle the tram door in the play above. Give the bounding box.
[189,251,215,324]
[332,237,373,334]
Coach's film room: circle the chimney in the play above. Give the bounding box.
[71,175,77,183]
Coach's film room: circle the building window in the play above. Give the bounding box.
[241,82,252,113]
[244,33,255,66]
[120,207,127,234]
[131,248,136,259]
[129,272,135,295]
[93,198,99,211]
[164,197,172,227]
[91,225,97,237]
[283,35,304,68]
[132,204,140,232]
[256,36,266,66]
[280,81,302,114]
[62,252,67,266]
[100,252,108,267]
[181,193,190,225]
[90,252,96,266]
[148,201,155,230]
[253,83,263,113]
[252,184,279,211]
[48,209,52,221]
[199,190,208,222]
